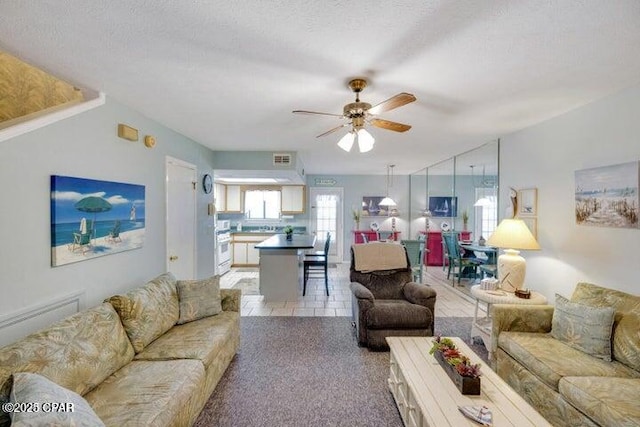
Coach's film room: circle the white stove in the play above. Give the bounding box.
[216,221,231,275]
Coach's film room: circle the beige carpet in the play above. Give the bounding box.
[194,317,487,427]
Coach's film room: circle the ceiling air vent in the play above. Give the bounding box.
[273,153,292,166]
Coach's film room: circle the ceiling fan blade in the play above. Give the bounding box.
[316,124,348,138]
[292,110,344,118]
[370,118,412,133]
[367,92,416,115]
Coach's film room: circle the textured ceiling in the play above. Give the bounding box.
[1,1,639,175]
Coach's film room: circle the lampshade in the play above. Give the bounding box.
[379,196,396,207]
[337,131,355,152]
[379,164,396,207]
[487,219,540,250]
[474,197,492,207]
[487,219,540,292]
[356,128,374,153]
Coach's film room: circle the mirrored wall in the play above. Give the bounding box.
[409,139,500,242]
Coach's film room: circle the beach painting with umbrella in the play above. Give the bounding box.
[50,175,145,266]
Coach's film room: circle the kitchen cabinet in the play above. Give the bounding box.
[225,185,242,213]
[232,242,248,265]
[280,185,305,214]
[231,233,271,266]
[214,183,226,212]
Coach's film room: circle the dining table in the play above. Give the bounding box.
[459,242,498,264]
[457,242,498,280]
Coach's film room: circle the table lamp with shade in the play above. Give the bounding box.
[486,218,540,292]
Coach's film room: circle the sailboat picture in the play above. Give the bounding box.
[428,196,458,217]
[361,196,385,217]
[50,175,146,266]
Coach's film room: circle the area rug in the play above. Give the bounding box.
[230,277,260,295]
[194,316,487,427]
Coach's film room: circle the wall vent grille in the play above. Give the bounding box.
[273,153,292,166]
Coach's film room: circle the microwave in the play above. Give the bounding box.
[217,220,231,231]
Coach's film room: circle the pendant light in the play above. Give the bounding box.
[472,165,492,207]
[379,164,397,207]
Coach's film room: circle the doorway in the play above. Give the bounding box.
[309,187,343,263]
[166,156,197,279]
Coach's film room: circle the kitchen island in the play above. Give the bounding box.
[255,234,316,302]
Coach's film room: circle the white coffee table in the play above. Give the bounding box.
[470,285,547,359]
[386,336,551,427]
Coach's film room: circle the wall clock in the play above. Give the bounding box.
[202,174,213,194]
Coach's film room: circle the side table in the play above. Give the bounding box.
[470,285,547,359]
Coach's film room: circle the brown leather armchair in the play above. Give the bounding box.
[350,244,437,350]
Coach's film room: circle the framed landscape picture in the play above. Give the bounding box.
[428,196,458,217]
[51,175,146,266]
[575,161,639,229]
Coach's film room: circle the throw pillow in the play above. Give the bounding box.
[551,294,615,361]
[176,275,222,324]
[106,272,179,353]
[9,372,105,426]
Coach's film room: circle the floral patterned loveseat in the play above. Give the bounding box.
[0,273,240,426]
[491,283,640,427]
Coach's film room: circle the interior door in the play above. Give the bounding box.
[309,187,343,263]
[166,157,197,279]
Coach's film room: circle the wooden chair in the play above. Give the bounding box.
[401,239,425,283]
[303,232,331,296]
[441,232,484,284]
[377,231,395,242]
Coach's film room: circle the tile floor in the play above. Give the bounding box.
[220,264,484,318]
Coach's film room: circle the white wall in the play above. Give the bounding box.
[0,97,217,322]
[500,85,640,301]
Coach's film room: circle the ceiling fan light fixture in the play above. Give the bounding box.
[337,131,355,152]
[356,128,374,153]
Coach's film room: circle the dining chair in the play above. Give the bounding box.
[303,232,331,296]
[378,231,395,242]
[441,232,484,284]
[401,239,425,283]
[441,237,449,272]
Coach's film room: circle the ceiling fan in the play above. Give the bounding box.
[292,78,416,153]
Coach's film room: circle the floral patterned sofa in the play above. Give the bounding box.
[0,272,240,426]
[491,282,640,427]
